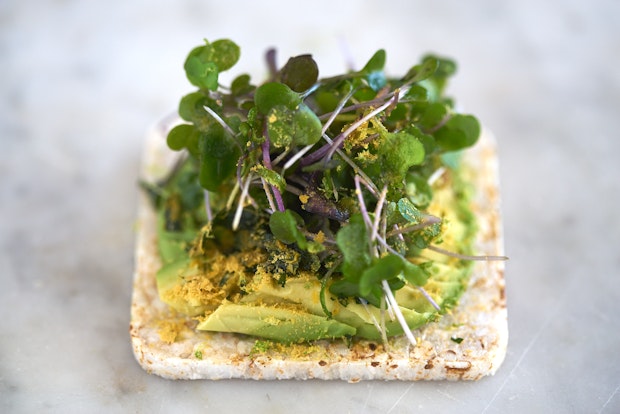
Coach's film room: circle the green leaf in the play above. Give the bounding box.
[419,102,448,131]
[336,214,371,278]
[269,210,306,248]
[434,114,480,151]
[210,39,241,71]
[405,173,433,209]
[404,57,439,84]
[329,279,363,299]
[254,82,301,115]
[266,104,322,148]
[178,92,208,123]
[198,124,240,191]
[361,49,387,91]
[183,39,240,90]
[231,74,255,96]
[422,55,457,97]
[406,125,436,155]
[359,254,403,297]
[185,56,219,90]
[265,105,293,148]
[362,49,386,73]
[253,164,286,191]
[401,260,429,286]
[405,84,429,102]
[379,132,425,180]
[280,55,319,92]
[397,198,422,224]
[167,124,194,151]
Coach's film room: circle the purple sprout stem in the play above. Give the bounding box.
[262,131,285,212]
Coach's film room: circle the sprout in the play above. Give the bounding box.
[152,38,503,344]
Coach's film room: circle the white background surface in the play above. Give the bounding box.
[2,1,619,413]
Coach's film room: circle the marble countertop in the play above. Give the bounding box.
[2,1,619,412]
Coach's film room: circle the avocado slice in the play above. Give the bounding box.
[239,274,435,340]
[156,259,215,317]
[196,301,356,343]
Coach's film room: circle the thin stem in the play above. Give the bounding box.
[359,298,384,341]
[283,144,313,171]
[320,85,357,136]
[284,184,302,196]
[354,175,374,230]
[262,128,285,212]
[373,233,441,311]
[203,190,213,222]
[225,181,240,211]
[301,89,394,167]
[232,173,253,231]
[379,295,388,347]
[382,280,417,346]
[386,216,441,238]
[325,96,397,163]
[427,167,446,186]
[272,186,285,212]
[300,82,321,99]
[260,177,276,213]
[317,84,410,121]
[271,148,290,166]
[203,105,237,140]
[427,245,509,261]
[371,185,388,242]
[341,151,378,196]
[416,287,441,311]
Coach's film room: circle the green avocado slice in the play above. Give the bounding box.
[156,259,212,317]
[239,274,435,340]
[196,301,356,343]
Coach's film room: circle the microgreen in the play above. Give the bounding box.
[154,38,507,345]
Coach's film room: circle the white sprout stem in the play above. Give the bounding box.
[416,287,441,311]
[354,175,374,230]
[359,298,384,341]
[283,144,314,171]
[384,294,396,321]
[375,232,402,257]
[284,184,302,196]
[326,94,399,162]
[271,148,291,166]
[203,190,213,222]
[393,224,406,243]
[427,245,509,261]
[300,82,321,99]
[371,185,388,242]
[321,134,379,196]
[379,295,388,346]
[373,233,441,311]
[427,166,446,186]
[382,280,417,346]
[321,86,357,136]
[232,173,253,231]
[386,215,441,238]
[260,177,277,213]
[225,181,241,211]
[203,105,236,137]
